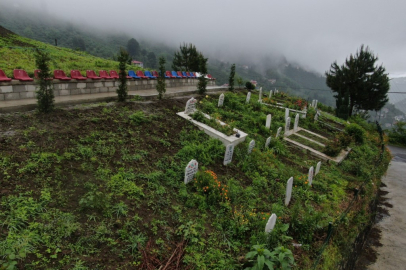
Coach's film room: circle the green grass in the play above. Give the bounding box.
[288,134,325,152]
[297,129,329,144]
[0,32,144,77]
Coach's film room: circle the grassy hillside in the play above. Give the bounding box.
[0,26,134,78]
[0,91,390,269]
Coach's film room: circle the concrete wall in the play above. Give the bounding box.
[0,78,216,101]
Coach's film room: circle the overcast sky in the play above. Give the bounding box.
[12,0,406,77]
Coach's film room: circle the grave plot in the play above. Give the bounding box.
[177,97,248,146]
[282,112,351,163]
[262,92,308,118]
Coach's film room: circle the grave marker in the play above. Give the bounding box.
[185,97,197,115]
[218,93,225,107]
[294,113,299,131]
[308,166,314,186]
[184,159,198,184]
[285,108,289,120]
[258,87,263,102]
[265,213,277,233]
[276,127,282,138]
[269,90,273,98]
[223,144,234,165]
[285,177,293,206]
[266,114,272,129]
[311,100,315,107]
[314,110,320,121]
[284,117,291,136]
[248,140,255,154]
[265,136,272,148]
[315,161,321,176]
[314,100,318,109]
[246,92,251,103]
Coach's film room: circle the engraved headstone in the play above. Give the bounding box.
[285,108,289,120]
[314,110,320,121]
[184,159,198,184]
[246,92,251,103]
[311,100,315,107]
[314,100,318,109]
[248,140,255,154]
[285,177,293,206]
[308,166,314,186]
[269,90,273,98]
[266,114,272,129]
[276,127,282,138]
[294,114,299,131]
[258,87,262,102]
[284,117,291,136]
[265,136,272,148]
[218,93,225,107]
[185,97,197,115]
[315,161,321,176]
[223,144,234,165]
[265,213,277,233]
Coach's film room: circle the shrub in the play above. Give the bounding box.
[345,123,365,144]
[245,81,255,90]
[388,121,406,146]
[323,138,342,157]
[34,49,54,113]
[156,56,166,99]
[129,111,149,125]
[117,48,129,102]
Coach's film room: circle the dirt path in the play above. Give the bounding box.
[361,146,406,270]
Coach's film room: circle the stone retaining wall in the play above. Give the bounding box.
[0,78,216,101]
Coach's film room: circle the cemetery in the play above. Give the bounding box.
[0,91,391,269]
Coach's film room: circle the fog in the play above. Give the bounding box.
[9,0,406,76]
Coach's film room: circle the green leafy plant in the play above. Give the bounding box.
[117,48,129,102]
[34,49,54,113]
[345,123,365,144]
[156,56,166,99]
[245,245,295,270]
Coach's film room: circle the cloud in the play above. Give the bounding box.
[9,0,406,75]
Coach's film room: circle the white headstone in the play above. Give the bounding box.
[285,108,289,120]
[246,92,251,103]
[308,166,314,186]
[276,127,282,138]
[284,117,291,136]
[248,140,255,154]
[276,89,279,94]
[265,137,272,148]
[266,114,272,129]
[314,110,320,121]
[223,144,234,165]
[185,97,197,115]
[285,177,293,206]
[218,93,225,107]
[269,90,273,98]
[294,114,299,131]
[311,100,315,107]
[315,161,321,176]
[184,159,198,184]
[265,213,277,233]
[258,87,263,102]
[314,100,318,109]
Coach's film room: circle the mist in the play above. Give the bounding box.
[6,0,406,76]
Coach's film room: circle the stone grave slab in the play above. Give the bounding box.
[315,161,321,176]
[294,114,299,131]
[248,140,255,154]
[246,92,251,103]
[276,127,282,138]
[308,166,314,185]
[266,114,272,129]
[184,159,198,184]
[223,144,234,165]
[218,93,224,107]
[285,108,289,120]
[285,177,293,206]
[265,137,272,148]
[265,213,277,233]
[185,97,197,115]
[284,117,291,136]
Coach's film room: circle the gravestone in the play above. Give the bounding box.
[284,117,291,136]
[248,140,255,154]
[185,97,197,115]
[218,93,225,107]
[311,100,315,107]
[285,108,289,120]
[265,213,277,233]
[223,144,234,165]
[285,177,293,206]
[266,114,272,129]
[314,110,320,121]
[308,166,314,186]
[265,136,272,148]
[294,114,299,131]
[184,159,198,184]
[246,92,251,103]
[314,100,318,109]
[258,87,263,102]
[315,161,321,176]
[275,127,282,138]
[276,89,279,94]
[269,90,273,98]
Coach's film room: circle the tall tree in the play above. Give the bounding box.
[156,56,166,99]
[326,45,390,118]
[34,49,54,113]
[127,38,140,58]
[228,64,236,91]
[117,48,130,102]
[197,53,208,94]
[172,43,201,72]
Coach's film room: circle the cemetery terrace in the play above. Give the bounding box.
[0,91,390,269]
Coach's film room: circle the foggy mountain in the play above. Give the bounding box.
[390,77,406,114]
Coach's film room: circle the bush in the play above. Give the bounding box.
[245,81,255,90]
[34,49,54,113]
[345,123,365,144]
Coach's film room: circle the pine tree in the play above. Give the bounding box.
[127,38,140,59]
[228,64,235,91]
[197,53,208,95]
[172,43,201,72]
[326,45,389,118]
[34,49,54,113]
[156,56,166,100]
[117,48,129,102]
